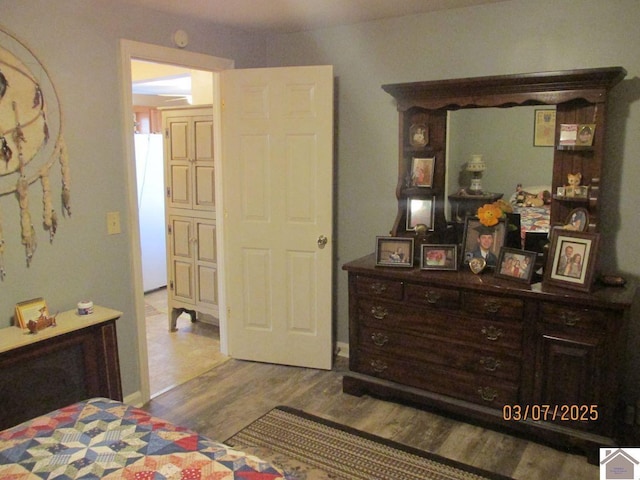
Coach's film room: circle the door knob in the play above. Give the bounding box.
[317,235,328,249]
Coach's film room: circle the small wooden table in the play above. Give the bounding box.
[448,191,504,222]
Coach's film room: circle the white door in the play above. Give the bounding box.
[221,65,333,370]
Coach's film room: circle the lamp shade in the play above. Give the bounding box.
[466,154,486,172]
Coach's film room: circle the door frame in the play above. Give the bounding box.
[119,39,233,405]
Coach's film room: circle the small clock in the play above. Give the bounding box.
[172,29,189,48]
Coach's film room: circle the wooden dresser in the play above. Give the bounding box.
[343,254,636,462]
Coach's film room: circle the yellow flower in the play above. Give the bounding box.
[477,203,504,227]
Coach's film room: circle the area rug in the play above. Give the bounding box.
[225,406,513,480]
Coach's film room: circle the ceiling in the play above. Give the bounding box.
[118,0,508,34]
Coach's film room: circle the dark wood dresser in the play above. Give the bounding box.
[343,254,636,462]
[0,306,123,430]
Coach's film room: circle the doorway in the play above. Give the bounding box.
[120,39,233,404]
[132,59,226,397]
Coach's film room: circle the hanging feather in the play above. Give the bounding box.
[50,209,58,238]
[17,176,37,265]
[42,111,49,143]
[12,123,26,146]
[0,68,8,99]
[58,138,71,216]
[0,136,11,164]
[33,84,43,109]
[41,173,55,241]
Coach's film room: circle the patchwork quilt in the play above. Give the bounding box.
[0,397,285,479]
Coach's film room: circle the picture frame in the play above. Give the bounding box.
[495,247,537,283]
[461,217,507,269]
[564,207,589,232]
[375,236,414,267]
[406,196,435,231]
[420,244,458,271]
[15,297,49,330]
[543,229,600,292]
[533,109,556,147]
[411,157,435,187]
[409,123,428,147]
[575,123,596,146]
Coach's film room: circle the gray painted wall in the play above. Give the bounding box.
[266,0,640,399]
[0,0,268,398]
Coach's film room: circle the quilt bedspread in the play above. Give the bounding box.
[0,397,285,480]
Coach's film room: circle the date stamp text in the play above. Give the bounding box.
[502,404,598,422]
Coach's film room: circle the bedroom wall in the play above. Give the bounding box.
[0,0,269,398]
[265,0,640,399]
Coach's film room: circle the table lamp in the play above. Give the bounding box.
[466,154,486,195]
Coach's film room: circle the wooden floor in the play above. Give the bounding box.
[143,356,599,479]
[145,288,228,397]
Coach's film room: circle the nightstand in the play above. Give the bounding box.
[448,192,504,222]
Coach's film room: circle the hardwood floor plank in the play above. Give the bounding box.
[142,356,599,479]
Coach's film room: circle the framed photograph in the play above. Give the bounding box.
[575,185,589,198]
[375,236,414,267]
[533,109,556,146]
[495,247,537,283]
[409,123,428,147]
[461,217,507,268]
[575,123,596,146]
[411,157,435,187]
[420,244,457,271]
[543,229,600,292]
[15,297,49,329]
[564,208,589,232]
[406,196,435,231]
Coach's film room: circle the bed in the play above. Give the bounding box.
[0,397,286,479]
[509,185,551,249]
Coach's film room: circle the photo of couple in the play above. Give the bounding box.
[555,242,586,279]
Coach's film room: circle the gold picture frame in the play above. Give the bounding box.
[533,109,556,146]
[15,297,49,329]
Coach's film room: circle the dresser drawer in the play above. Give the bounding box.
[463,292,524,320]
[540,303,610,331]
[356,324,521,382]
[405,283,460,310]
[355,276,403,300]
[352,351,519,407]
[358,299,523,350]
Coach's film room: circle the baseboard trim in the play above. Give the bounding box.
[124,391,144,407]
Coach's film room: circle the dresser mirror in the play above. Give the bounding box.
[383,67,627,240]
[446,105,555,214]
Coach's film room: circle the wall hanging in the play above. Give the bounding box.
[0,27,69,277]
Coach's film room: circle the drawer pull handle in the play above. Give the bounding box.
[370,306,388,320]
[483,300,502,313]
[481,326,503,341]
[370,359,388,373]
[424,290,441,304]
[479,356,502,372]
[370,332,389,347]
[560,311,582,326]
[370,282,387,295]
[478,386,498,402]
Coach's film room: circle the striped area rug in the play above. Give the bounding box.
[225,406,513,480]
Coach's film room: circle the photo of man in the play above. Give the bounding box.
[463,220,506,269]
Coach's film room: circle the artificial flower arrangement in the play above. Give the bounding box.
[477,199,514,227]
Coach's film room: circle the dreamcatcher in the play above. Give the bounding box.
[0,27,70,278]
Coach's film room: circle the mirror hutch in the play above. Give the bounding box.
[342,67,636,463]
